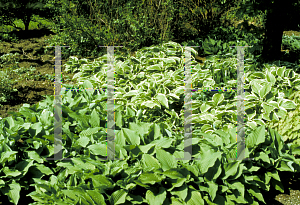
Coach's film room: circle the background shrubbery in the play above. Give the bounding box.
[43,0,243,59]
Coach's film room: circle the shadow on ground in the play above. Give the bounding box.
[0,28,78,119]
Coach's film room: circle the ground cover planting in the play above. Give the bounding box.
[1,38,300,204]
[1,0,300,204]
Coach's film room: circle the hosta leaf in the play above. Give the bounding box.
[142,154,161,170]
[8,180,21,205]
[155,93,169,109]
[89,109,100,127]
[110,189,127,205]
[279,99,297,110]
[71,158,96,170]
[86,190,106,204]
[90,175,113,189]
[185,188,204,205]
[246,126,266,148]
[62,190,79,202]
[259,82,272,99]
[200,103,211,113]
[76,136,90,148]
[87,143,107,156]
[142,100,161,109]
[34,164,54,175]
[248,186,266,203]
[163,169,185,179]
[171,184,188,201]
[82,79,94,89]
[251,81,262,97]
[146,187,167,205]
[212,93,224,106]
[119,128,140,146]
[2,167,22,177]
[138,172,164,184]
[196,146,221,174]
[156,148,177,171]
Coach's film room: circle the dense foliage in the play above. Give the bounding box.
[0,0,59,31]
[1,0,300,204]
[1,40,300,204]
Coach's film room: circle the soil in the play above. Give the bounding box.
[0,28,99,119]
[0,27,300,204]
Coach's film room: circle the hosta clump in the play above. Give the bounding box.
[0,71,17,103]
[1,40,300,204]
[9,124,300,205]
[266,90,300,145]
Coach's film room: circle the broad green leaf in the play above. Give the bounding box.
[2,167,22,177]
[246,126,266,148]
[87,143,107,156]
[123,90,139,98]
[76,136,90,148]
[15,159,34,174]
[71,158,96,170]
[56,162,82,174]
[86,190,106,204]
[277,160,295,172]
[251,81,262,97]
[27,151,43,163]
[163,169,184,179]
[142,154,161,170]
[139,144,156,153]
[156,148,177,171]
[30,122,43,136]
[110,189,127,205]
[152,138,173,148]
[276,66,286,77]
[82,79,94,89]
[248,186,266,203]
[222,161,241,180]
[212,93,224,106]
[34,164,54,175]
[62,190,79,202]
[155,93,169,109]
[261,102,276,115]
[138,172,164,184]
[146,187,166,205]
[147,64,162,71]
[266,71,276,84]
[90,175,113,189]
[170,184,188,201]
[259,82,272,99]
[8,180,21,205]
[185,188,204,205]
[200,103,212,113]
[206,181,218,201]
[171,196,186,205]
[89,109,100,127]
[279,99,297,110]
[196,146,221,174]
[120,128,140,145]
[141,100,161,109]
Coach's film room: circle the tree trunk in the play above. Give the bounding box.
[24,17,30,31]
[261,0,292,62]
[23,14,32,31]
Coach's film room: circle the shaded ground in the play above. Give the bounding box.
[0,28,98,119]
